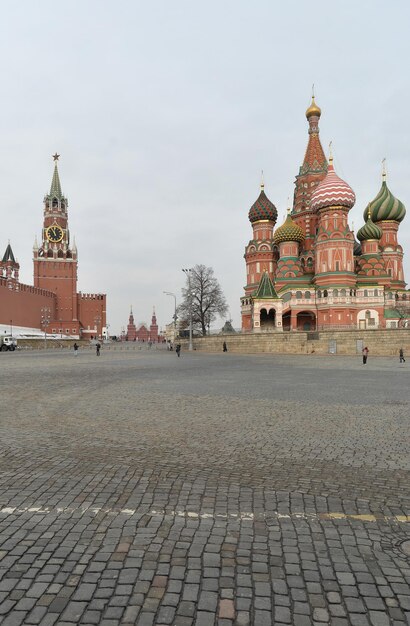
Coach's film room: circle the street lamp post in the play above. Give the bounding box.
[163,291,177,342]
[40,307,51,349]
[182,268,193,351]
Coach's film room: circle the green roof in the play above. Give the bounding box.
[253,272,279,299]
[384,308,400,319]
[50,163,63,198]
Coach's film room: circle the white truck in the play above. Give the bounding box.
[0,336,17,351]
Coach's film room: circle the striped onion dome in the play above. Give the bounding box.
[248,185,278,223]
[273,212,305,245]
[357,213,382,242]
[310,160,356,212]
[363,179,406,223]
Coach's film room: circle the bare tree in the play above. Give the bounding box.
[394,300,410,327]
[179,265,228,336]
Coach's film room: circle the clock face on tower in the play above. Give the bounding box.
[46,224,64,243]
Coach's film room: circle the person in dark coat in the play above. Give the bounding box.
[362,346,369,364]
[73,342,79,356]
[223,341,227,352]
[96,342,101,356]
[175,344,181,357]
[399,347,406,363]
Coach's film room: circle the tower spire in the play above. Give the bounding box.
[260,170,264,191]
[50,154,63,198]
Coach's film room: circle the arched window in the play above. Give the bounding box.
[365,310,371,320]
[307,257,313,267]
[317,290,322,298]
[341,289,346,297]
[364,289,368,297]
[402,293,407,300]
[374,289,378,297]
[57,249,64,258]
[323,290,328,298]
[296,291,302,299]
[52,198,58,208]
[47,249,53,258]
[305,291,311,299]
[333,289,338,297]
[388,292,393,299]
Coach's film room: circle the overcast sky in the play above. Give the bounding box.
[1,0,409,333]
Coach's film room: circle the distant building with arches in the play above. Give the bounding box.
[241,96,408,331]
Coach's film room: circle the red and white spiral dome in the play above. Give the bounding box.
[310,160,355,211]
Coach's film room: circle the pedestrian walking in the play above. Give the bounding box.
[175,343,181,357]
[223,341,227,352]
[399,347,406,363]
[362,346,369,364]
[96,342,101,356]
[73,342,79,356]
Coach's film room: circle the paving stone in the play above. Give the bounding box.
[0,352,410,626]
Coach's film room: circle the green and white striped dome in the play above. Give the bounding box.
[364,180,406,223]
[357,213,382,242]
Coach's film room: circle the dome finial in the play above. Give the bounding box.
[382,158,387,181]
[286,197,291,215]
[328,141,333,163]
[367,204,371,220]
[260,170,264,191]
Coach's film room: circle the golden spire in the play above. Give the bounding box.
[328,141,333,164]
[260,169,264,191]
[382,158,387,181]
[367,204,371,220]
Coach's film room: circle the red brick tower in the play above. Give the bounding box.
[293,93,328,269]
[363,163,406,288]
[1,243,20,288]
[241,178,278,330]
[126,307,137,341]
[149,307,159,342]
[311,150,356,289]
[33,155,79,334]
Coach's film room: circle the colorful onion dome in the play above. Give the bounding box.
[306,95,321,119]
[248,183,278,223]
[273,210,305,245]
[310,158,356,212]
[357,210,382,241]
[363,176,406,223]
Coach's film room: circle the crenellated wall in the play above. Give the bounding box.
[0,280,56,328]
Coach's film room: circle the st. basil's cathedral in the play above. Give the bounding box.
[241,96,408,332]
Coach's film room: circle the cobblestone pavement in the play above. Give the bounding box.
[1,349,409,625]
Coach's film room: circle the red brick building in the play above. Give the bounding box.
[241,96,408,331]
[0,156,106,338]
[124,307,161,342]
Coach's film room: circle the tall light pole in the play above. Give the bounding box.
[182,268,193,351]
[41,307,51,349]
[163,291,177,342]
